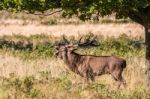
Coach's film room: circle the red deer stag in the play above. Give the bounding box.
[55,36,126,88]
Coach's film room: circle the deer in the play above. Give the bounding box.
[54,35,126,88]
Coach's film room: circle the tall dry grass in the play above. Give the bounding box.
[0,11,144,38]
[0,53,147,99]
[0,34,148,99]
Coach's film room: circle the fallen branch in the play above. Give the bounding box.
[24,9,63,16]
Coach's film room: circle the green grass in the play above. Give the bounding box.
[0,33,145,59]
[0,34,147,99]
[0,73,150,99]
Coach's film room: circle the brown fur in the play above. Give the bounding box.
[55,45,126,88]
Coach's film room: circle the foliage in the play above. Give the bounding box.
[0,34,144,59]
[78,34,145,59]
[0,0,149,24]
[0,34,147,99]
[1,75,39,99]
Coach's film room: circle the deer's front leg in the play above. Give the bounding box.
[87,67,95,83]
[81,72,89,89]
[78,65,90,86]
[83,73,89,83]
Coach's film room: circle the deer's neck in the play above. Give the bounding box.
[62,53,69,65]
[62,51,81,74]
[67,52,81,67]
[62,51,82,75]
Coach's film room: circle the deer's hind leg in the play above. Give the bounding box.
[111,70,126,89]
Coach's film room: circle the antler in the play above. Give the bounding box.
[62,35,69,44]
[53,35,99,50]
[53,35,70,47]
[77,35,99,48]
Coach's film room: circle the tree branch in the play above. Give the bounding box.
[128,10,144,26]
[24,9,63,16]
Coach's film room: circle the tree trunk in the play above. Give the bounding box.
[128,6,150,86]
[145,24,150,86]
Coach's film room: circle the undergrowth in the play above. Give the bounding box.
[0,72,150,99]
[0,33,145,60]
[0,33,147,99]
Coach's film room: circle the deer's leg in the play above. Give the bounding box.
[111,70,126,89]
[78,65,89,83]
[111,74,120,89]
[87,68,95,83]
[83,72,89,83]
[117,69,126,88]
[81,72,89,89]
[79,65,92,88]
[118,75,126,88]
[116,76,126,89]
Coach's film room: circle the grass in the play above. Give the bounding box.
[0,33,145,59]
[0,72,149,99]
[0,34,148,99]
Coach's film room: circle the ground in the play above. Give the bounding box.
[0,12,148,99]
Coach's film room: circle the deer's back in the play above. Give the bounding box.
[82,55,126,75]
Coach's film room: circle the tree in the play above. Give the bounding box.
[0,0,150,85]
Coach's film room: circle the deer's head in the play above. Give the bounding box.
[54,45,67,59]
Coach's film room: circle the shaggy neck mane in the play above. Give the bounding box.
[68,52,81,64]
[63,51,82,73]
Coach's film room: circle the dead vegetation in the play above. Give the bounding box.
[0,11,147,98]
[0,35,147,98]
[0,11,144,38]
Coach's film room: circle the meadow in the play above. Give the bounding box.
[0,33,149,99]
